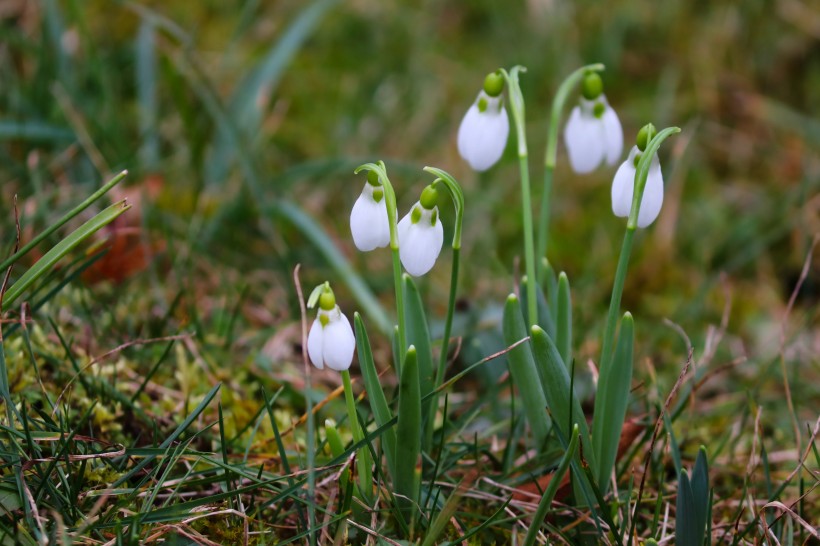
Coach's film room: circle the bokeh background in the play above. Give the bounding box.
[1,0,818,431]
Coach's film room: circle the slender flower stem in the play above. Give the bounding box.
[537,64,604,281]
[341,370,373,503]
[435,248,459,390]
[391,247,406,364]
[519,155,538,328]
[597,227,635,372]
[500,66,538,329]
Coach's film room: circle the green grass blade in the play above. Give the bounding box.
[421,478,467,546]
[112,383,222,488]
[502,294,550,448]
[206,0,337,184]
[555,272,572,369]
[0,170,127,273]
[403,274,435,451]
[524,424,580,546]
[395,346,421,522]
[2,200,131,311]
[353,313,396,480]
[592,312,634,493]
[529,325,593,470]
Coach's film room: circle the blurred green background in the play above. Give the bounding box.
[0,0,817,417]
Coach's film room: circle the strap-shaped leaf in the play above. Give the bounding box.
[502,294,550,448]
[395,346,421,520]
[592,312,634,493]
[676,470,698,546]
[403,275,435,449]
[354,313,396,480]
[556,272,572,370]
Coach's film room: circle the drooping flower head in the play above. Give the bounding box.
[306,283,355,371]
[457,71,510,172]
[398,184,444,276]
[350,170,390,251]
[563,72,623,174]
[611,123,664,228]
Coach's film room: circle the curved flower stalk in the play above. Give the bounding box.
[306,282,355,371]
[398,184,444,277]
[350,171,390,251]
[537,63,604,281]
[563,72,623,174]
[611,124,665,228]
[457,71,510,172]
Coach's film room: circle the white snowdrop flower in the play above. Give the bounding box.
[307,287,355,372]
[457,72,509,172]
[564,96,623,174]
[563,72,623,174]
[350,171,390,251]
[397,185,444,277]
[611,145,664,229]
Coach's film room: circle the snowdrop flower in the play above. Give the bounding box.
[398,185,444,276]
[611,125,664,228]
[457,72,510,172]
[307,284,355,371]
[563,72,623,174]
[350,170,390,251]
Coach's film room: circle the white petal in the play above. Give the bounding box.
[306,318,324,370]
[322,311,355,371]
[398,206,444,277]
[636,154,664,228]
[601,103,624,166]
[350,186,390,251]
[611,147,639,218]
[457,92,509,172]
[564,106,606,174]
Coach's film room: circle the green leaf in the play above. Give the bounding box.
[354,313,396,480]
[0,480,22,517]
[591,312,633,493]
[556,272,572,370]
[502,294,550,448]
[529,325,593,470]
[2,200,131,311]
[691,447,710,543]
[523,424,580,546]
[395,346,421,521]
[676,470,698,546]
[403,274,435,450]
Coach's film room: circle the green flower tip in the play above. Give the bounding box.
[558,271,569,282]
[483,71,505,97]
[636,123,657,152]
[419,185,438,210]
[410,205,422,224]
[593,101,606,119]
[366,169,381,186]
[581,72,603,100]
[530,324,545,336]
[506,293,518,304]
[406,344,417,356]
[319,286,336,311]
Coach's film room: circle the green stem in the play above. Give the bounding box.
[519,155,538,329]
[392,247,406,364]
[499,66,538,329]
[597,227,635,374]
[537,63,604,280]
[341,370,373,503]
[536,165,553,283]
[434,248,459,390]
